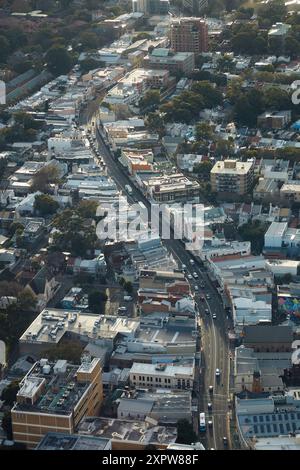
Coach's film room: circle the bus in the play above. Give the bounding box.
[125,184,133,195]
[199,412,206,432]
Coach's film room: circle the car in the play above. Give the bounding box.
[200,295,205,301]
[187,274,193,280]
[205,309,209,315]
[212,313,217,320]
[208,420,213,429]
[206,293,211,300]
[223,437,228,447]
[207,402,212,411]
[193,272,199,279]
[194,285,199,291]
[182,264,187,270]
[200,282,205,288]
[209,385,214,394]
[190,259,195,265]
[215,368,220,377]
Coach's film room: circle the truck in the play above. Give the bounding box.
[124,295,133,301]
[125,184,133,195]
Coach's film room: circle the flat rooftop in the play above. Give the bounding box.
[13,360,91,415]
[130,362,194,378]
[20,309,139,345]
[77,417,177,446]
[36,432,111,450]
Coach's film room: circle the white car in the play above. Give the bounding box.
[187,274,193,280]
[215,368,220,377]
[212,313,217,320]
[194,285,199,291]
[193,272,199,279]
[190,259,195,265]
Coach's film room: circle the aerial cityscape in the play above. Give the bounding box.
[1,0,300,454]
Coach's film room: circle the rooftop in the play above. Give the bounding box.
[20,309,139,346]
[77,417,177,446]
[12,359,99,415]
[36,432,111,450]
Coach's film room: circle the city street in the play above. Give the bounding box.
[90,120,232,450]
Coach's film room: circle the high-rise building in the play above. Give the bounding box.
[183,0,208,15]
[132,0,170,14]
[210,160,255,195]
[11,357,103,449]
[170,17,208,54]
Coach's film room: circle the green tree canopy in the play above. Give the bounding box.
[46,45,73,76]
[34,194,59,216]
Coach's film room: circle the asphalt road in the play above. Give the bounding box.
[88,120,232,450]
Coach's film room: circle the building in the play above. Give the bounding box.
[77,416,177,450]
[243,325,293,353]
[117,389,192,423]
[257,111,291,129]
[132,0,170,14]
[36,432,111,450]
[11,357,103,448]
[236,394,300,448]
[254,434,300,450]
[129,362,194,390]
[183,0,208,15]
[234,345,290,394]
[144,173,201,202]
[280,181,300,203]
[210,159,255,195]
[145,48,195,75]
[170,17,208,54]
[19,309,139,356]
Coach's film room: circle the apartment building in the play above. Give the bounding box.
[170,17,208,54]
[11,358,103,449]
[210,159,255,195]
[129,362,194,390]
[144,48,195,75]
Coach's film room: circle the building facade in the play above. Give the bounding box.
[170,17,208,54]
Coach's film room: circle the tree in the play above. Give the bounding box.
[194,161,213,178]
[124,281,133,294]
[88,290,108,314]
[34,194,59,216]
[285,36,300,58]
[139,90,161,111]
[176,419,197,444]
[53,208,97,256]
[44,339,83,364]
[145,112,165,136]
[31,165,60,193]
[0,36,10,63]
[238,220,269,254]
[80,58,103,73]
[17,288,37,311]
[195,122,214,142]
[191,81,223,108]
[79,32,98,50]
[77,200,99,219]
[1,381,19,406]
[1,411,12,440]
[45,45,73,76]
